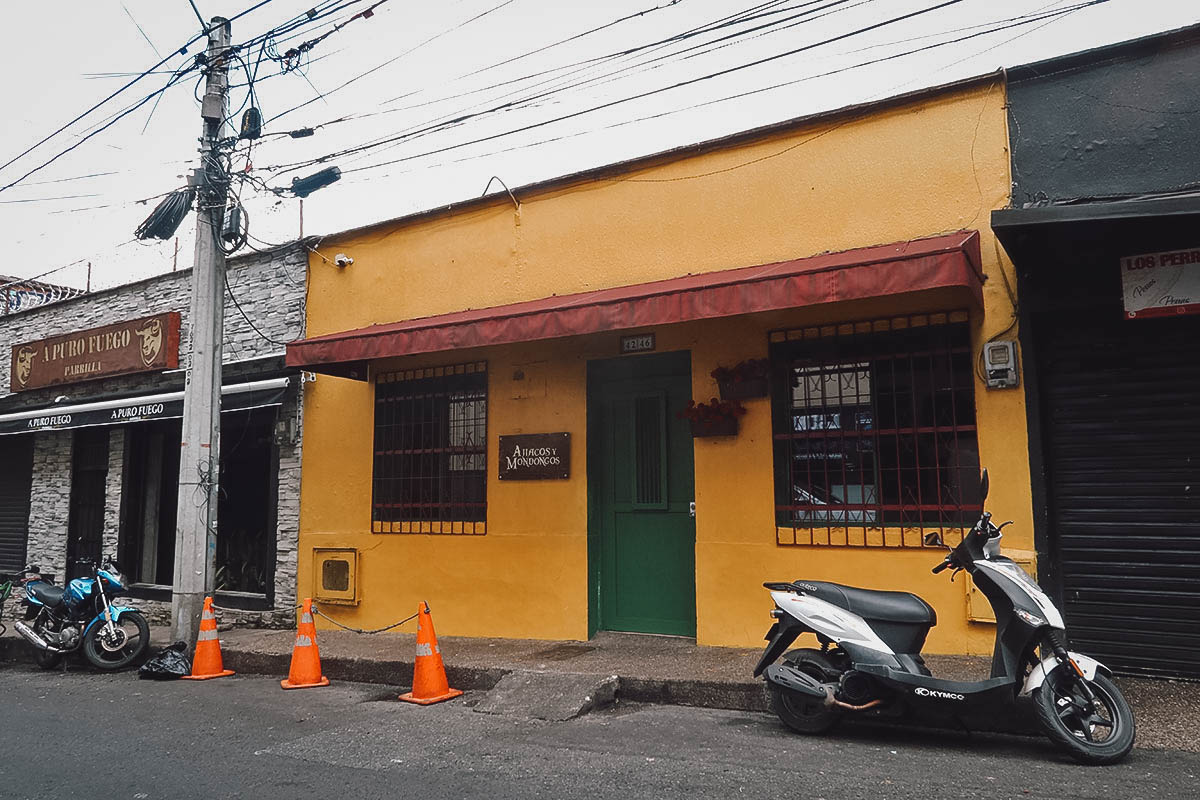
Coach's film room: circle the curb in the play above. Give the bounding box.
[223,649,509,694]
[223,649,766,710]
[0,638,1033,735]
[222,649,767,712]
[215,648,1039,735]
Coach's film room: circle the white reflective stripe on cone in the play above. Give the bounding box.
[198,629,219,642]
[202,610,215,621]
[415,642,433,657]
[300,613,314,624]
[294,635,313,647]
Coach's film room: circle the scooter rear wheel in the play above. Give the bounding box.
[767,650,841,735]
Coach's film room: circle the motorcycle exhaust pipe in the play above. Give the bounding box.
[766,663,884,712]
[12,621,64,653]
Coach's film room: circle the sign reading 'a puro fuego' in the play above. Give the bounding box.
[10,312,180,392]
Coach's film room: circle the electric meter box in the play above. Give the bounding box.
[984,340,1019,389]
[313,548,359,605]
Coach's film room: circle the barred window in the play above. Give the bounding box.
[770,312,981,547]
[372,362,487,534]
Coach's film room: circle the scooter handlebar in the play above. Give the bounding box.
[932,558,951,574]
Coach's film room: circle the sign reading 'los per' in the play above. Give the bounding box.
[10,311,180,392]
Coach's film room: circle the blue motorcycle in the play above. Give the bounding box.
[11,557,150,670]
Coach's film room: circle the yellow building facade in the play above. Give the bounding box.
[289,76,1031,655]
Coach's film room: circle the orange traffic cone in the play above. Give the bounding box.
[280,598,330,690]
[399,602,462,705]
[181,596,235,680]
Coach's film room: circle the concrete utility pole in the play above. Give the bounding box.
[172,17,231,644]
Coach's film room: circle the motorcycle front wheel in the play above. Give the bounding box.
[1034,670,1135,765]
[83,612,151,671]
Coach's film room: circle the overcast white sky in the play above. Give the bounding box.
[1,0,1196,292]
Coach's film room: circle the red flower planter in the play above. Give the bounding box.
[689,416,739,437]
[716,376,769,401]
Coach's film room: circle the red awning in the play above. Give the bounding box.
[287,231,982,378]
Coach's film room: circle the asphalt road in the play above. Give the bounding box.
[1,665,1197,800]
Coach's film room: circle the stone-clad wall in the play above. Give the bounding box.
[0,243,308,405]
[26,431,73,581]
[101,429,124,559]
[0,243,308,628]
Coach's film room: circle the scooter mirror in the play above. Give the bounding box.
[923,532,946,548]
[980,468,989,501]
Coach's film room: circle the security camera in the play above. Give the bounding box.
[334,253,353,268]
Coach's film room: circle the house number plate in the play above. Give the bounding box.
[620,333,656,354]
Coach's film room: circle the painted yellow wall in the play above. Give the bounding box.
[299,78,1030,654]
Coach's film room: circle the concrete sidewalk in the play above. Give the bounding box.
[217,627,1200,753]
[3,626,1197,752]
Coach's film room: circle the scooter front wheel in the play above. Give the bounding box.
[1034,671,1135,765]
[767,650,840,735]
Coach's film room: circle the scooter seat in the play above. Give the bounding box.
[28,583,64,607]
[792,580,936,625]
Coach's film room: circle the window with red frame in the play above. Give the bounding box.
[372,362,487,534]
[770,313,981,546]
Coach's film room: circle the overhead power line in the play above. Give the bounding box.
[0,69,196,193]
[263,0,974,178]
[0,42,201,178]
[0,0,348,194]
[265,0,518,125]
[277,0,796,137]
[257,0,860,171]
[322,0,1114,182]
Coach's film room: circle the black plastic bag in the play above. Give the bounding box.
[138,641,192,680]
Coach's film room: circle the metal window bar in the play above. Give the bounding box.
[769,312,980,548]
[372,361,487,534]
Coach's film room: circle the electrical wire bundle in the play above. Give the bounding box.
[134,188,195,240]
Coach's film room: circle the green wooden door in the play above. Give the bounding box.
[588,351,696,637]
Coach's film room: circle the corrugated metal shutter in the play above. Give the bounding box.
[1038,311,1200,679]
[0,435,34,572]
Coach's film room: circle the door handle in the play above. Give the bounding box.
[689,501,696,518]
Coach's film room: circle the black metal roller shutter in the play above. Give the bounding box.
[1037,311,1200,679]
[0,436,34,572]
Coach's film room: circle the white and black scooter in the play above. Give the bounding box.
[754,469,1135,765]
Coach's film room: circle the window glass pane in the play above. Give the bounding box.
[634,394,665,507]
[770,315,979,543]
[372,363,488,532]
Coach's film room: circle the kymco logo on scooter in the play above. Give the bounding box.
[914,687,965,701]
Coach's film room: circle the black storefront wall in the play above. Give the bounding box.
[0,436,33,571]
[0,379,290,610]
[995,203,1200,680]
[1036,309,1200,679]
[116,405,281,609]
[998,28,1200,680]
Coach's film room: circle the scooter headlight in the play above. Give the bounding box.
[1014,607,1046,627]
